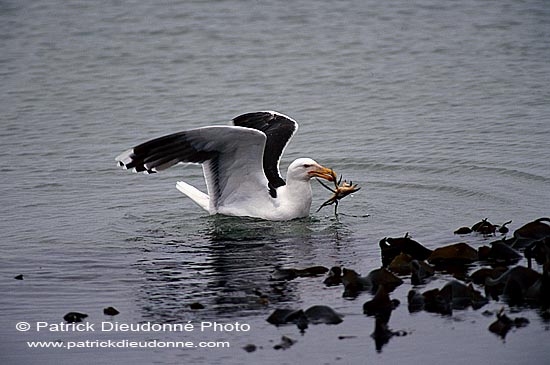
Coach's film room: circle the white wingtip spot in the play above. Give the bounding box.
[115,148,134,164]
[262,110,298,124]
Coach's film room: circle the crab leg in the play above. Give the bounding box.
[316,178,337,192]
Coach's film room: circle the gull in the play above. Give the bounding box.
[116,111,334,220]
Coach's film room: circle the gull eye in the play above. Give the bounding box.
[303,164,312,168]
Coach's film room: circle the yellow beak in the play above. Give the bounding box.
[308,165,335,181]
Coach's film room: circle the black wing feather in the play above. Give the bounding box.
[116,125,268,209]
[117,131,218,174]
[232,111,297,190]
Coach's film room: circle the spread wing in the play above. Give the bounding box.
[116,126,269,209]
[232,111,298,190]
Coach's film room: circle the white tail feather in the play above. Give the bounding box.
[176,181,210,212]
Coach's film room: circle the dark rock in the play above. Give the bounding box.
[294,266,329,277]
[379,233,433,267]
[511,218,550,248]
[14,274,24,280]
[416,280,489,314]
[189,302,205,310]
[488,308,529,339]
[514,317,530,327]
[478,246,491,260]
[366,268,403,293]
[341,267,403,298]
[525,237,550,268]
[242,344,257,353]
[515,217,550,240]
[304,305,343,325]
[525,262,550,308]
[342,268,372,298]
[469,267,507,285]
[454,226,472,235]
[323,266,342,286]
[469,287,489,310]
[428,242,478,266]
[388,253,413,275]
[103,306,120,316]
[485,266,541,304]
[407,290,425,313]
[422,288,452,315]
[472,218,497,235]
[285,310,309,331]
[266,308,300,325]
[440,280,488,310]
[498,220,512,234]
[268,305,343,329]
[478,241,522,264]
[270,266,329,281]
[410,259,435,285]
[488,310,513,338]
[63,312,88,323]
[439,281,469,309]
[363,285,399,322]
[266,308,308,331]
[273,336,296,350]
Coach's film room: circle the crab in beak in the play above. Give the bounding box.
[308,165,336,181]
[316,170,361,215]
